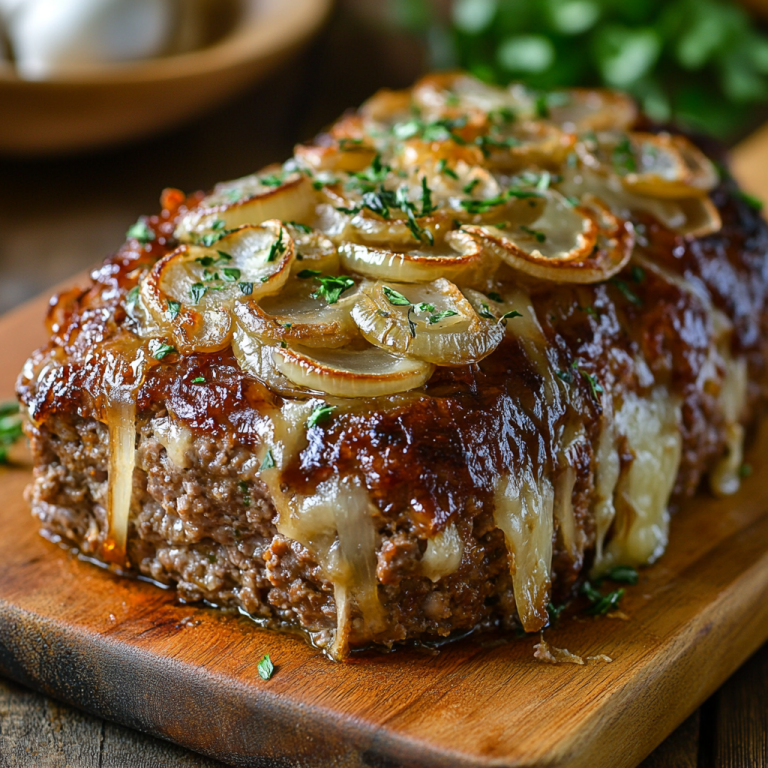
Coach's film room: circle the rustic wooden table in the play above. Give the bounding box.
[0,5,766,766]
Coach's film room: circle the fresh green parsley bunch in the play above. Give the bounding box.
[392,0,768,138]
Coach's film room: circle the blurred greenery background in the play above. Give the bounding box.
[389,0,768,140]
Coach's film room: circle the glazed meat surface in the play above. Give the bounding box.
[18,73,768,659]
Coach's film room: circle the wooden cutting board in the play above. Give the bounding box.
[2,140,768,768]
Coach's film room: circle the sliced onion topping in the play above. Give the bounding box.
[463,192,634,283]
[351,278,503,365]
[140,221,295,353]
[233,277,360,349]
[339,228,500,288]
[272,343,434,397]
[175,172,317,242]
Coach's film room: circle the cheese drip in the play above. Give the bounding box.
[494,471,555,632]
[600,389,682,570]
[257,401,384,659]
[421,523,463,582]
[104,397,137,566]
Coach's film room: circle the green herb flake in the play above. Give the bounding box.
[612,136,637,176]
[739,463,753,478]
[206,553,217,564]
[581,582,625,616]
[520,225,546,243]
[427,309,459,324]
[383,286,411,306]
[238,481,251,506]
[0,401,24,465]
[312,275,355,305]
[216,251,233,263]
[463,179,480,195]
[239,282,254,296]
[307,404,336,429]
[258,654,275,680]
[126,286,140,308]
[286,221,312,233]
[190,283,207,304]
[610,278,643,306]
[437,158,459,180]
[603,565,639,585]
[556,369,573,384]
[167,299,181,320]
[191,376,205,384]
[487,291,503,303]
[417,302,436,313]
[260,174,284,188]
[126,219,155,245]
[221,267,241,282]
[297,269,322,279]
[266,228,286,263]
[153,343,177,360]
[574,364,604,401]
[737,191,763,211]
[547,602,566,624]
[260,449,276,471]
[500,310,523,323]
[630,265,646,284]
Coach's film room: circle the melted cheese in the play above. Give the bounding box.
[710,356,748,497]
[103,398,137,566]
[494,470,554,632]
[256,401,383,659]
[154,416,193,468]
[600,389,682,570]
[592,404,620,570]
[421,523,463,582]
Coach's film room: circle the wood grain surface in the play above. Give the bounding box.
[1,283,768,768]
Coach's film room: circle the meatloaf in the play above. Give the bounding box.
[17,73,768,660]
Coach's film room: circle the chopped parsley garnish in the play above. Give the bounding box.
[392,116,468,144]
[534,92,550,118]
[460,187,543,214]
[298,269,322,279]
[420,176,437,216]
[610,278,643,306]
[221,268,241,282]
[351,154,391,187]
[126,219,155,244]
[478,302,495,320]
[153,343,177,360]
[191,376,205,384]
[739,463,753,478]
[579,305,599,318]
[417,302,436,313]
[475,134,521,157]
[520,225,546,243]
[307,404,336,428]
[630,265,646,283]
[437,158,459,180]
[216,251,233,263]
[547,602,566,624]
[556,369,573,384]
[285,221,312,233]
[167,299,181,320]
[500,309,523,323]
[581,582,625,616]
[0,401,24,465]
[601,565,639,586]
[198,231,227,248]
[260,449,276,471]
[463,179,480,195]
[612,136,637,175]
[260,174,284,188]
[211,219,226,231]
[190,283,206,304]
[737,191,763,211]
[312,275,355,304]
[239,282,254,296]
[266,228,286,263]
[487,291,503,303]
[383,286,411,306]
[258,654,275,680]
[238,481,251,506]
[125,286,139,309]
[572,364,604,401]
[488,106,515,125]
[427,309,458,324]
[338,137,364,150]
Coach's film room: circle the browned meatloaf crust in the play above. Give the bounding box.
[17,75,768,660]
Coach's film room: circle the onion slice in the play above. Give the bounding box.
[339,228,500,288]
[233,278,360,349]
[140,221,295,353]
[351,278,503,365]
[547,88,638,132]
[175,171,317,242]
[272,343,434,397]
[463,193,633,284]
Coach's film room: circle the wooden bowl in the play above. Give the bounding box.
[0,0,332,155]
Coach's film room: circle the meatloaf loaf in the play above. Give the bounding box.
[18,73,768,659]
